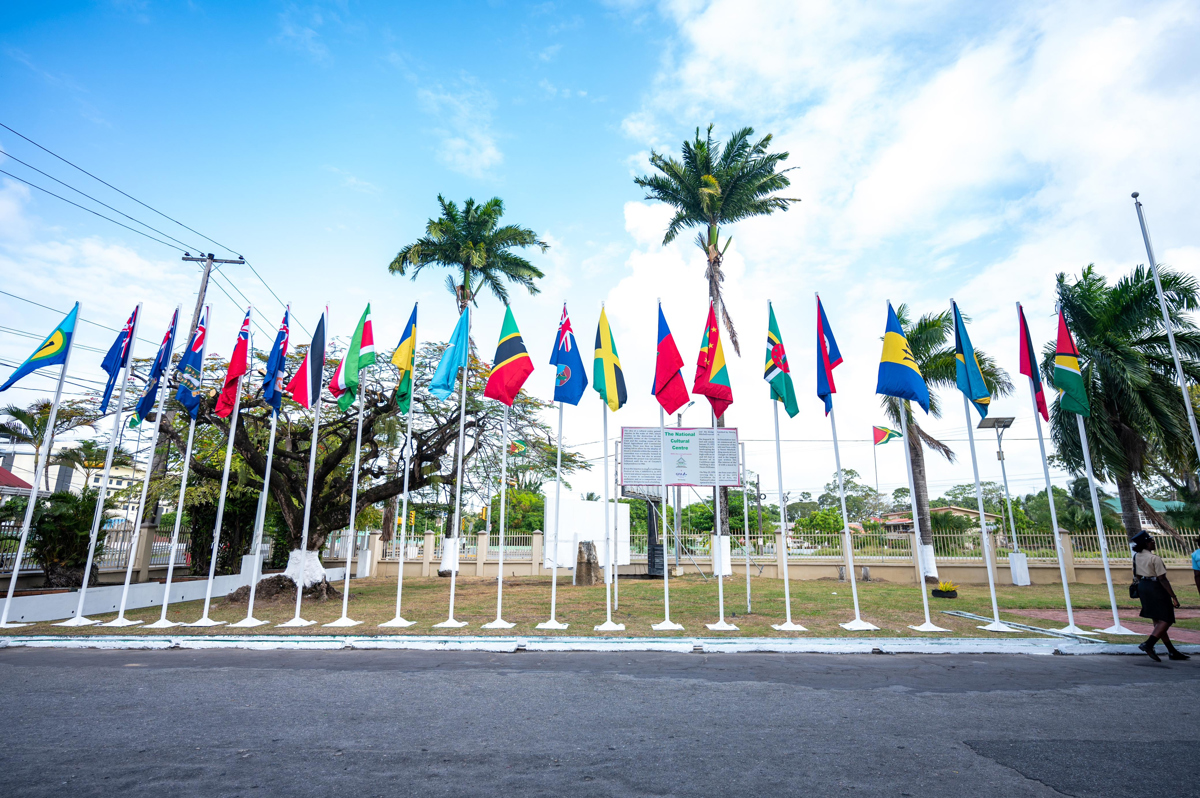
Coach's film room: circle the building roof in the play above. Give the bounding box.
[0,465,32,490]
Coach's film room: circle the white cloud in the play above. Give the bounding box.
[418,78,503,179]
[538,44,563,62]
[321,165,382,194]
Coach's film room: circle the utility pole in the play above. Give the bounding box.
[182,252,245,340]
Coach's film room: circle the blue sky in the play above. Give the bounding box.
[3,1,1200,508]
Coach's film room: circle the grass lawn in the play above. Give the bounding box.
[7,573,1192,640]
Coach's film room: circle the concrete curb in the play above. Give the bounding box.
[3,634,1194,655]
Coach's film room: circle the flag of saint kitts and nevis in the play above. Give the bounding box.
[1053,309,1089,417]
[764,302,799,418]
[593,307,627,412]
[694,302,733,418]
[484,305,534,406]
[329,305,376,411]
[391,304,418,413]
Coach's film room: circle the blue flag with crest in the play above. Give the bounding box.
[550,304,587,405]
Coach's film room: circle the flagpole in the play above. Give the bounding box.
[382,304,419,628]
[831,406,877,631]
[59,303,142,627]
[1133,193,1200,466]
[706,409,736,631]
[873,441,879,493]
[280,308,327,628]
[900,405,948,632]
[104,305,182,627]
[769,400,802,631]
[0,303,80,628]
[482,403,515,629]
[962,392,1019,633]
[613,439,620,609]
[537,400,569,630]
[596,402,623,631]
[653,407,683,630]
[741,442,751,614]
[435,306,470,628]
[327,379,368,627]
[1076,413,1137,635]
[232,408,276,627]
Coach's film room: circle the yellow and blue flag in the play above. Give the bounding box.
[391,304,418,413]
[952,301,990,418]
[876,302,929,412]
[592,307,627,412]
[0,303,78,393]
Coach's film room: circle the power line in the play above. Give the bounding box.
[0,325,108,355]
[0,288,159,347]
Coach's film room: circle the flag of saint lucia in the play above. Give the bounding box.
[876,302,929,412]
[0,303,78,392]
[952,301,990,418]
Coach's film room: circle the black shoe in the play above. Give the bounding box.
[1139,642,1162,662]
[1168,650,1191,661]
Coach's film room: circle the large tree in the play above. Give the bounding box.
[880,305,1012,545]
[1044,264,1200,540]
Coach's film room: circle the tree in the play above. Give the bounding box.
[0,401,97,490]
[890,487,910,512]
[0,488,113,587]
[817,469,888,523]
[388,195,547,313]
[50,438,133,483]
[880,306,1012,544]
[1044,264,1200,540]
[934,482,1006,515]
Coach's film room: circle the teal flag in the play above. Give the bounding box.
[430,307,470,400]
[0,303,78,392]
[952,302,990,418]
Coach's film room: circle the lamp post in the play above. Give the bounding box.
[977,417,1017,550]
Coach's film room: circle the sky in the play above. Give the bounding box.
[2,0,1200,513]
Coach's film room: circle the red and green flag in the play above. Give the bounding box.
[484,305,534,406]
[1053,309,1089,417]
[329,304,376,412]
[694,301,733,418]
[873,426,902,445]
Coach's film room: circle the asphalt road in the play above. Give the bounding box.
[1,648,1197,797]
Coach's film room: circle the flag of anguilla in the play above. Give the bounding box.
[875,302,929,412]
[0,302,79,393]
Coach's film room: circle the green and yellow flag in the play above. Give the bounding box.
[391,304,418,413]
[592,307,627,412]
[1053,309,1089,416]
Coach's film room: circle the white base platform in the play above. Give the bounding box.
[652,620,685,631]
[535,619,569,630]
[481,619,515,629]
[379,617,417,628]
[707,621,739,631]
[979,621,1023,633]
[277,618,317,628]
[144,619,181,629]
[183,618,226,628]
[323,617,362,628]
[909,622,951,632]
[771,621,808,632]
[1096,624,1141,636]
[100,618,143,627]
[229,618,269,628]
[432,619,468,628]
[839,618,880,631]
[53,616,100,627]
[594,621,625,631]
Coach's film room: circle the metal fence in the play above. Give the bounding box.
[148,531,191,568]
[486,531,532,561]
[96,521,136,571]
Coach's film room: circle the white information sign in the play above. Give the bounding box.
[620,426,741,487]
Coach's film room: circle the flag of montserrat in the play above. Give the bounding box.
[593,307,627,412]
[876,302,930,412]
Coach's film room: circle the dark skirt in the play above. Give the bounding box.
[1138,577,1175,624]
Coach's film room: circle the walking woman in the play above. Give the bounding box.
[1132,531,1189,662]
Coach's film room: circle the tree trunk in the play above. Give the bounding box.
[1115,472,1142,540]
[909,430,932,545]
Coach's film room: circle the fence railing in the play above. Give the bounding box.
[149,531,191,568]
[96,521,136,571]
[382,534,425,562]
[487,531,532,561]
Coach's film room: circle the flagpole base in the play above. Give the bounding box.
[908,622,951,633]
[978,621,1023,633]
[379,617,417,628]
[706,621,739,631]
[53,616,100,627]
[432,618,468,629]
[536,619,569,630]
[771,622,807,632]
[0,621,32,629]
[183,618,226,628]
[229,617,269,628]
[100,617,142,628]
[277,618,316,628]
[481,619,515,629]
[144,619,181,629]
[1056,624,1094,636]
[1096,624,1140,636]
[839,618,880,632]
[594,621,625,631]
[322,617,362,628]
[652,620,684,631]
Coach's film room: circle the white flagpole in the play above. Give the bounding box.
[1133,193,1200,466]
[1076,413,1137,635]
[232,409,276,628]
[963,392,1019,633]
[435,306,470,628]
[769,400,803,631]
[900,405,948,632]
[536,400,569,629]
[382,304,419,628]
[482,403,515,629]
[327,369,368,627]
[653,406,682,630]
[104,305,182,627]
[280,308,328,628]
[741,442,751,614]
[706,409,736,630]
[614,439,620,609]
[0,303,81,628]
[596,402,623,631]
[59,303,142,627]
[831,406,877,631]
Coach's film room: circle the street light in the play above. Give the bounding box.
[977,416,1018,552]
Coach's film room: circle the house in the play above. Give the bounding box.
[882,505,1002,534]
[0,464,32,505]
[1103,496,1184,533]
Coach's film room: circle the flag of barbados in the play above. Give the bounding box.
[875,302,929,412]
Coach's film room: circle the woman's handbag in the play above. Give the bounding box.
[1129,558,1140,599]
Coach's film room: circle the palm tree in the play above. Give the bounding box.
[0,401,97,491]
[1043,264,1200,539]
[389,195,547,312]
[50,439,134,483]
[633,124,797,355]
[881,306,1013,545]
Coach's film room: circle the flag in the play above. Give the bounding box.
[815,297,841,416]
[285,311,326,410]
[652,304,689,415]
[873,426,902,445]
[216,308,252,418]
[99,306,138,413]
[592,307,627,412]
[131,309,178,427]
[0,302,79,393]
[262,308,290,414]
[693,302,733,418]
[175,308,209,420]
[764,302,798,418]
[485,305,533,406]
[430,307,470,401]
[329,304,376,412]
[1053,309,1089,417]
[876,303,929,412]
[509,439,528,455]
[1018,304,1049,421]
[391,304,418,413]
[550,304,587,405]
[952,302,991,418]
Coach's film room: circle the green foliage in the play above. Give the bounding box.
[487,488,545,535]
[49,438,133,482]
[816,469,887,523]
[798,507,843,533]
[933,482,1006,515]
[0,488,112,586]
